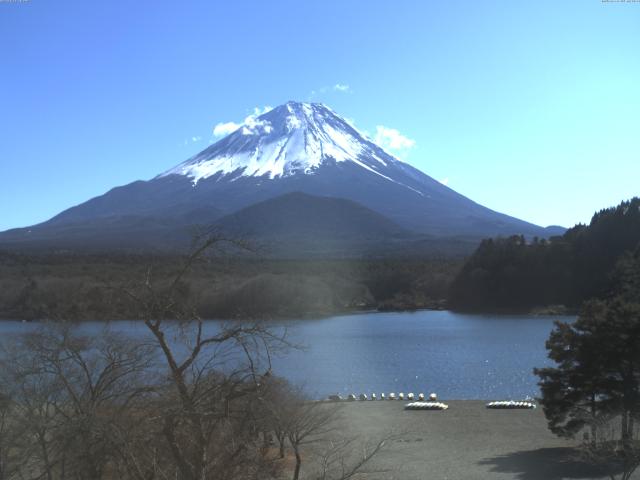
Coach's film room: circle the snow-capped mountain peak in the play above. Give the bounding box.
[160,101,403,184]
[0,101,555,251]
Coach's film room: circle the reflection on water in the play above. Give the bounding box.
[0,310,573,400]
[271,310,570,400]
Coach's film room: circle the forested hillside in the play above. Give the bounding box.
[0,252,460,321]
[449,198,640,312]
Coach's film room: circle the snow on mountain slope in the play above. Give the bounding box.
[160,102,411,189]
[0,100,562,253]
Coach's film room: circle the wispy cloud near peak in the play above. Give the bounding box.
[373,125,416,158]
[212,105,273,138]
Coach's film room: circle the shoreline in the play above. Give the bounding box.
[322,400,604,480]
[0,304,577,323]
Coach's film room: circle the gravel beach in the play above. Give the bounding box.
[319,400,630,480]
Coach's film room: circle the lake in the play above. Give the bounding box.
[0,310,573,400]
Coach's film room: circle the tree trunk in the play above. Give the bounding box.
[163,418,195,480]
[590,393,597,445]
[276,431,286,459]
[622,410,629,446]
[292,448,302,480]
[621,411,637,480]
[38,431,54,480]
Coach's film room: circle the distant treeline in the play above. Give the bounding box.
[449,197,640,312]
[0,251,461,321]
[8,198,636,320]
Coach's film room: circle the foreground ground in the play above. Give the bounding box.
[316,400,634,480]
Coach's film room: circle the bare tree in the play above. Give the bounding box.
[313,434,396,480]
[0,390,24,480]
[282,396,397,480]
[285,399,340,480]
[254,377,397,480]
[0,392,8,480]
[124,234,290,480]
[0,233,395,480]
[257,376,294,460]
[0,324,157,480]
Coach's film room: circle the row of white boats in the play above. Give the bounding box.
[326,393,537,410]
[328,392,438,402]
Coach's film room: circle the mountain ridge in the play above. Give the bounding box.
[0,101,564,255]
[215,191,411,239]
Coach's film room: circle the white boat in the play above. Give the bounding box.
[405,401,449,411]
[485,400,536,409]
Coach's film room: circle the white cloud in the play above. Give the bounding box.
[212,105,273,138]
[241,106,273,135]
[439,177,450,186]
[191,136,202,142]
[251,105,273,116]
[309,83,351,98]
[373,125,416,155]
[241,116,272,135]
[213,121,241,137]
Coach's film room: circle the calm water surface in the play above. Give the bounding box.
[0,310,573,400]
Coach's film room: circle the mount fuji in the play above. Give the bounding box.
[0,101,562,254]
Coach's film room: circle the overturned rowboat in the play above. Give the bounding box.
[404,401,449,411]
[486,400,536,409]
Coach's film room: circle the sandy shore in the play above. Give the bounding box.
[317,400,628,480]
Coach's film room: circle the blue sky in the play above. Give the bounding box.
[1,0,639,231]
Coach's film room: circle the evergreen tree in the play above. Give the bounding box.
[534,308,611,442]
[535,251,640,479]
[450,197,640,311]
